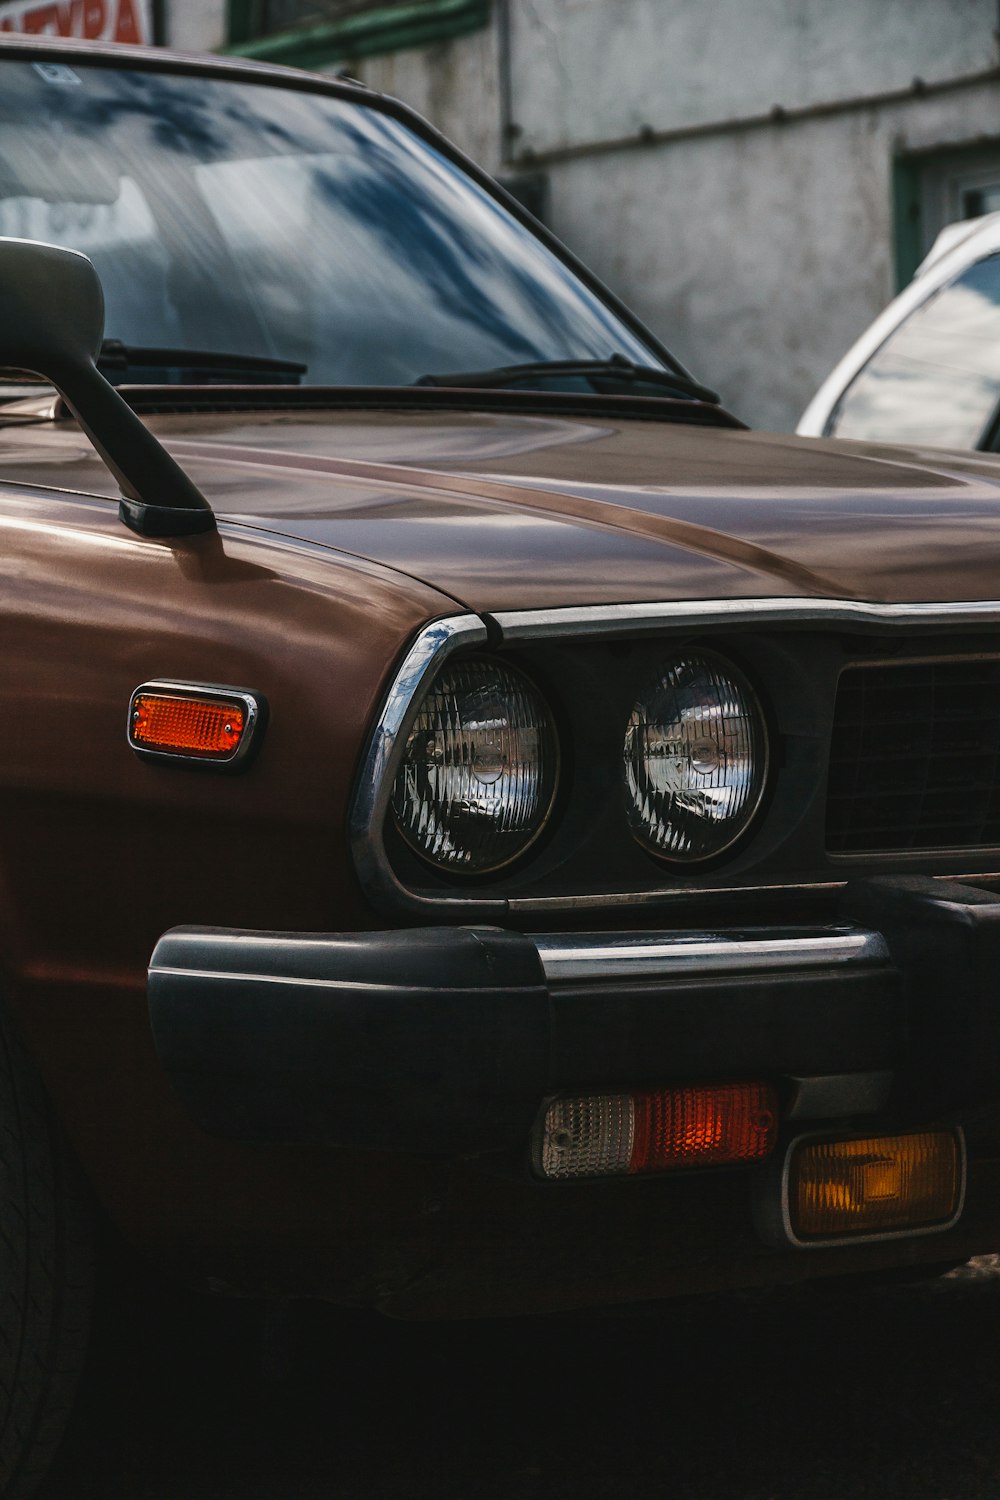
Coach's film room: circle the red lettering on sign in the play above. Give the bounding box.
[113,0,142,42]
[16,1,78,31]
[79,0,106,35]
[0,0,145,39]
[19,5,59,31]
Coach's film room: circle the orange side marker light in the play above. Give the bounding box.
[128,683,260,764]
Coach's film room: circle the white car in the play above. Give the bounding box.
[798,212,1000,450]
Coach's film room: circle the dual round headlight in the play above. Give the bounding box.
[391,657,559,874]
[391,649,768,874]
[624,649,769,862]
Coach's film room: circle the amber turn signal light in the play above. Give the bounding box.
[534,1082,778,1180]
[128,681,263,767]
[132,693,243,756]
[788,1129,964,1243]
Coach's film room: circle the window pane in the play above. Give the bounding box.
[829,254,1000,448]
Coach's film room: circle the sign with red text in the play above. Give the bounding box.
[0,0,152,43]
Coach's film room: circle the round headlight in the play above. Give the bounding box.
[624,650,768,863]
[391,656,559,874]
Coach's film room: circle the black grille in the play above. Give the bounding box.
[827,658,1000,853]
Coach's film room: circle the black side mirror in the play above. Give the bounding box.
[0,237,214,537]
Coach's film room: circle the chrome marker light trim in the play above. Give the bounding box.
[535,925,888,984]
[127,679,264,770]
[349,614,500,914]
[490,597,1000,642]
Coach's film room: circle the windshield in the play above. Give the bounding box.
[0,60,665,387]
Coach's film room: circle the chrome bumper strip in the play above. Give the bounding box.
[534,924,889,984]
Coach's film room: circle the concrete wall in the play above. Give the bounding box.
[360,23,502,173]
[506,0,998,156]
[164,0,227,53]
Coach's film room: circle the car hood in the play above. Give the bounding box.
[9,404,1000,612]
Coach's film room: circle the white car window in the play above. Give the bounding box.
[828,253,1000,449]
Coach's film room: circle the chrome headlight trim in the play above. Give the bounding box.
[349,614,504,915]
[349,598,1000,917]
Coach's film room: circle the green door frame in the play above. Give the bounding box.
[892,156,924,292]
[893,139,1000,291]
[225,0,491,68]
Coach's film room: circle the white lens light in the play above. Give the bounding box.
[625,650,768,862]
[392,657,558,873]
[536,1094,634,1179]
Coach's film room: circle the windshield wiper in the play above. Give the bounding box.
[98,341,307,386]
[416,354,718,403]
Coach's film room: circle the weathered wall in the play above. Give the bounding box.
[544,78,1000,431]
[506,0,998,157]
[165,0,227,53]
[358,23,502,174]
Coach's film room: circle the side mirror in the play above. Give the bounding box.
[0,237,214,537]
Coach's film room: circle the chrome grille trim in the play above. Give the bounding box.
[491,597,1000,641]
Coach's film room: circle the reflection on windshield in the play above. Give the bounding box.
[0,62,662,386]
[830,254,1000,448]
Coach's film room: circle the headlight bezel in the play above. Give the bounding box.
[351,613,803,920]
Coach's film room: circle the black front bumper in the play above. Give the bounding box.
[146,875,1000,1155]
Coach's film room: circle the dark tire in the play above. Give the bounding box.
[0,1008,95,1500]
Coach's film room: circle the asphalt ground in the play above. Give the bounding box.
[39,1254,1000,1499]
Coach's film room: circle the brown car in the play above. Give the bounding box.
[1,30,1000,1498]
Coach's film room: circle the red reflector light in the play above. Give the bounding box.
[630,1082,778,1173]
[131,692,245,759]
[534,1082,778,1180]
